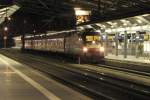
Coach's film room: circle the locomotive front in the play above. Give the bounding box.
[80,29,104,61]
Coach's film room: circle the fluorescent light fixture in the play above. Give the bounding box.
[87,25,92,28]
[0,12,5,15]
[105,29,112,33]
[96,23,106,29]
[14,36,21,41]
[0,5,20,24]
[136,19,142,24]
[0,8,9,12]
[74,7,82,10]
[96,23,102,27]
[102,25,106,28]
[96,30,101,32]
[120,19,127,22]
[107,22,112,25]
[74,7,90,16]
[117,28,125,32]
[75,10,90,15]
[142,14,149,17]
[123,23,127,26]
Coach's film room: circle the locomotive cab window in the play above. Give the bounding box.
[81,31,102,45]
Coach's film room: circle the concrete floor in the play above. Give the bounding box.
[0,54,91,100]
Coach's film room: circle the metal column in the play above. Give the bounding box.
[131,33,134,55]
[124,31,127,58]
[115,33,119,56]
[135,32,139,58]
[21,34,25,50]
[22,20,26,51]
[104,33,108,56]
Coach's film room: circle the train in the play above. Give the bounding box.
[24,28,104,62]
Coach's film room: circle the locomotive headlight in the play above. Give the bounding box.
[83,47,88,52]
[92,41,96,44]
[100,47,104,52]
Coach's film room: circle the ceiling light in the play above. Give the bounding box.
[74,7,90,16]
[96,23,102,27]
[142,14,149,17]
[123,23,127,26]
[136,19,142,24]
[0,12,5,15]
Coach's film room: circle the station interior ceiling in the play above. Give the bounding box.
[0,0,150,36]
[78,14,150,34]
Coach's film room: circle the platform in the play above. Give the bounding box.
[105,54,150,64]
[0,54,91,100]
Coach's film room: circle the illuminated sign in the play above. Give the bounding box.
[86,36,101,41]
[76,15,90,24]
[74,8,91,25]
[144,34,149,41]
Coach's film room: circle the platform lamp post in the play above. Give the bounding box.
[3,7,9,48]
[3,26,8,48]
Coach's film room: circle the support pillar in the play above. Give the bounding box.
[115,33,119,56]
[135,32,139,58]
[45,33,47,50]
[21,34,25,50]
[104,33,108,56]
[131,33,134,55]
[22,20,26,51]
[124,31,127,58]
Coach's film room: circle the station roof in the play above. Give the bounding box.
[0,0,149,36]
[0,5,19,24]
[78,14,150,34]
[13,0,150,21]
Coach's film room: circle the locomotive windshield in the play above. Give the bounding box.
[81,31,101,45]
[86,35,100,42]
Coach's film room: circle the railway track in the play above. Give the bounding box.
[1,50,150,100]
[101,59,150,74]
[95,63,150,77]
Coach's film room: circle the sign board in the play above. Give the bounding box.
[86,36,101,41]
[144,34,149,41]
[75,8,91,25]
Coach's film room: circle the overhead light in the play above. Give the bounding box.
[0,8,9,12]
[4,27,8,31]
[105,29,112,33]
[120,19,126,22]
[113,22,117,25]
[85,25,92,28]
[102,25,106,28]
[8,17,11,21]
[136,16,149,24]
[142,14,149,17]
[136,19,142,24]
[96,30,101,32]
[74,7,90,16]
[74,7,82,10]
[120,19,131,26]
[123,23,127,26]
[96,23,102,27]
[107,22,112,25]
[78,26,84,30]
[0,12,5,15]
